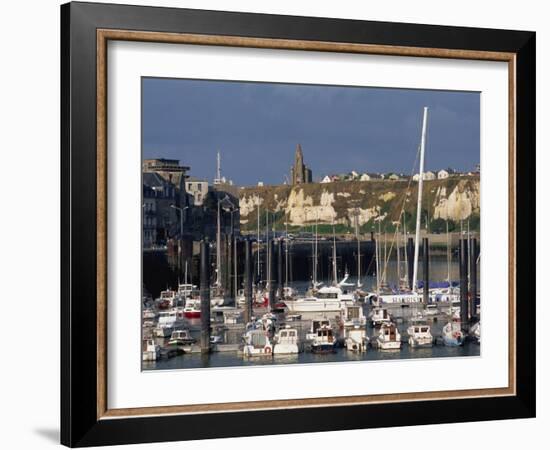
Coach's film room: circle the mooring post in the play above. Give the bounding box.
[470,237,478,320]
[422,237,429,305]
[244,239,253,324]
[459,238,469,330]
[268,239,276,310]
[276,238,283,300]
[200,240,211,353]
[407,237,414,290]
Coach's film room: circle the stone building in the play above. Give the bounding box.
[143,158,190,192]
[290,144,312,185]
[185,177,209,206]
[142,172,179,246]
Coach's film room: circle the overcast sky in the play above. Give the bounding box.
[142,77,479,186]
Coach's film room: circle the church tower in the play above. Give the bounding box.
[290,144,312,185]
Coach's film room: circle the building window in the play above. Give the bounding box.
[197,183,202,191]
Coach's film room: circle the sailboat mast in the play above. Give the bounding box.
[332,221,337,285]
[313,216,319,286]
[374,222,380,296]
[285,213,289,288]
[403,215,409,287]
[257,202,260,281]
[265,209,269,288]
[356,212,361,287]
[412,106,429,292]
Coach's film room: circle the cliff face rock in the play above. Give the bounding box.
[432,181,480,221]
[239,176,480,231]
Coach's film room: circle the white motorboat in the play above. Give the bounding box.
[341,304,367,327]
[168,329,195,347]
[442,319,465,346]
[183,298,201,318]
[242,329,273,357]
[142,338,160,361]
[306,319,330,341]
[177,283,196,299]
[310,322,336,353]
[285,285,355,313]
[370,308,392,327]
[470,321,481,344]
[376,322,402,350]
[273,326,300,354]
[344,326,368,352]
[142,308,157,320]
[156,289,177,309]
[407,322,433,347]
[153,309,184,338]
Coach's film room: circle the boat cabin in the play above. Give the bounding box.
[277,328,298,345]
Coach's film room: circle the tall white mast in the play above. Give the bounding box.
[375,221,381,296]
[285,213,289,288]
[403,214,409,287]
[332,221,337,285]
[257,201,260,281]
[412,106,429,293]
[265,209,269,288]
[313,214,319,286]
[356,212,362,288]
[214,151,222,184]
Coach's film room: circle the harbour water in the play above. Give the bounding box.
[143,256,480,371]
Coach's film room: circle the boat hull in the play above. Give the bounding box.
[408,337,433,348]
[242,346,273,358]
[273,344,299,354]
[285,301,341,313]
[443,335,464,347]
[377,339,401,350]
[311,343,336,354]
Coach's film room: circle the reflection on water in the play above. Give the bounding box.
[144,341,479,371]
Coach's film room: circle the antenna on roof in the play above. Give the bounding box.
[214,151,222,185]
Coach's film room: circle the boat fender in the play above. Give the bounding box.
[265,347,272,354]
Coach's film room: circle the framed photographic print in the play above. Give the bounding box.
[61,1,535,447]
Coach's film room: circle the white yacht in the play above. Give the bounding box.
[407,322,433,347]
[470,321,481,344]
[369,308,392,327]
[168,329,195,347]
[344,326,368,352]
[156,289,177,309]
[285,285,355,313]
[273,326,300,354]
[142,338,160,361]
[376,322,402,350]
[242,329,273,357]
[442,319,465,346]
[153,309,184,338]
[341,304,367,327]
[310,322,336,354]
[183,298,201,318]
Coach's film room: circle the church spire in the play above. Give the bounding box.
[291,143,312,185]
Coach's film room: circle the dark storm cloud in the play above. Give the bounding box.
[142,78,479,186]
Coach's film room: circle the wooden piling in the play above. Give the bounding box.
[200,240,211,353]
[268,240,276,310]
[470,237,478,320]
[459,238,469,329]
